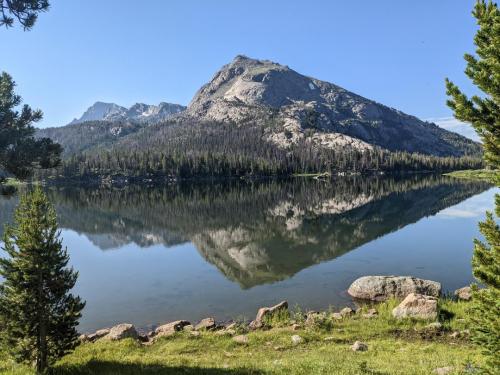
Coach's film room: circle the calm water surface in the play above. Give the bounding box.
[0,175,497,333]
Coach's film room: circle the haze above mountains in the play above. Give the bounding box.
[41,55,480,158]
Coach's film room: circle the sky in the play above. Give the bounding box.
[0,0,481,139]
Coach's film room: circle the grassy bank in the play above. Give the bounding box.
[0,299,484,375]
[444,169,498,183]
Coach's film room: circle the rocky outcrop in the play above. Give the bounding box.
[454,286,472,301]
[347,276,441,301]
[392,293,438,320]
[249,301,288,329]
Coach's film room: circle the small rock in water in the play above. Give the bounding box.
[351,341,368,352]
[233,335,249,344]
[433,367,454,375]
[291,335,304,345]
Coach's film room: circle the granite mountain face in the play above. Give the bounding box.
[183,55,479,156]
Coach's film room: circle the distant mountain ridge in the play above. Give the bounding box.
[69,101,186,125]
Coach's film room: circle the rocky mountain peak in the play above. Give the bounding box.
[69,101,186,125]
[185,55,480,156]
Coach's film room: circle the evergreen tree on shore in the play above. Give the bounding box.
[446,1,499,373]
[0,188,85,373]
[0,72,62,181]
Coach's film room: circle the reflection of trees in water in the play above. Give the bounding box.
[0,176,491,287]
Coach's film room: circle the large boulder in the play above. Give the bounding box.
[105,323,138,341]
[392,293,438,320]
[348,276,441,301]
[249,301,288,329]
[154,320,191,338]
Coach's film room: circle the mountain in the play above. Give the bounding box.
[69,101,186,125]
[183,55,479,156]
[36,55,483,179]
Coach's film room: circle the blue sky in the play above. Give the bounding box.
[0,0,480,138]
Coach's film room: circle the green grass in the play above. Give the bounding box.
[444,169,499,183]
[0,300,484,374]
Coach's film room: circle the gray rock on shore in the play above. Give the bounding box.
[348,276,441,301]
[249,301,288,329]
[105,323,138,341]
[154,320,191,338]
[195,317,216,331]
[454,286,472,301]
[392,293,438,320]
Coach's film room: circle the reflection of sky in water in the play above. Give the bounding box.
[437,188,498,219]
[0,184,497,333]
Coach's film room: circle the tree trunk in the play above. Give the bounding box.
[36,267,47,373]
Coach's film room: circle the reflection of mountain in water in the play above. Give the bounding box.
[0,176,491,288]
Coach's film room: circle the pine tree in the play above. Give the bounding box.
[0,72,62,181]
[446,1,499,373]
[445,1,499,171]
[0,188,85,373]
[0,0,49,29]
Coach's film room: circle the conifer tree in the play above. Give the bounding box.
[446,1,499,373]
[0,188,85,373]
[0,72,62,181]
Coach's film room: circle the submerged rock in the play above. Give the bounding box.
[392,293,438,320]
[348,276,441,301]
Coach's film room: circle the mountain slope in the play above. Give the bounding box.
[183,55,480,156]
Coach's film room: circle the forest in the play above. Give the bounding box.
[36,117,484,182]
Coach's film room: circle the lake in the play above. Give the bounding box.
[0,175,497,334]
